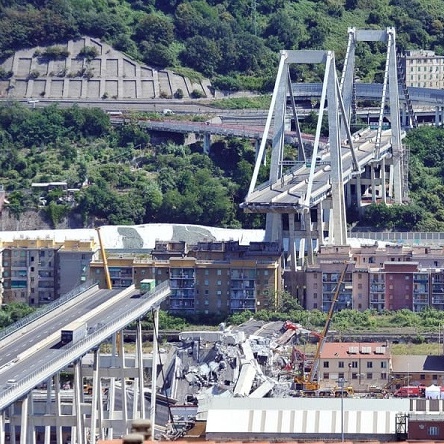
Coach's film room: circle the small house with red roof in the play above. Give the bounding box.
[318,342,391,391]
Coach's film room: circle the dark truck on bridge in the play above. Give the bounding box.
[61,321,87,345]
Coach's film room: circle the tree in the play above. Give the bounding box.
[181,36,221,77]
[134,14,174,46]
[265,10,303,49]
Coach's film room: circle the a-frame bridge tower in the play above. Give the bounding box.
[242,28,406,268]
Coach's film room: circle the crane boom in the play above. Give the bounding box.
[294,262,350,392]
[307,262,350,383]
[96,227,112,290]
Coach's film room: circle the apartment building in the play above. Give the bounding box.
[304,244,444,313]
[401,50,444,89]
[318,342,390,391]
[1,237,98,306]
[89,240,283,316]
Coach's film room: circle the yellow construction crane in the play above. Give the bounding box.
[96,227,122,354]
[294,262,351,393]
[96,227,112,290]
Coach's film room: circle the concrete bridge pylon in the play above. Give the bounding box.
[246,49,351,266]
[243,28,406,267]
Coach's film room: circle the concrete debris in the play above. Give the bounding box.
[159,320,315,439]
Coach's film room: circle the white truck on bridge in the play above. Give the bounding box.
[61,321,87,345]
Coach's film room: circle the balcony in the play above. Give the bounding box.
[370,284,385,292]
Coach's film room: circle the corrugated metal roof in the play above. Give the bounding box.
[205,398,409,435]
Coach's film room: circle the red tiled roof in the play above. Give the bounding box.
[320,342,389,359]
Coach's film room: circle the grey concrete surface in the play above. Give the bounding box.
[0,37,212,101]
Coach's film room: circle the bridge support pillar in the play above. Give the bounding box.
[381,158,387,204]
[346,182,352,207]
[0,411,4,444]
[54,373,63,444]
[90,350,100,444]
[388,164,394,199]
[136,319,145,419]
[119,330,129,436]
[107,377,115,440]
[371,165,377,203]
[288,214,297,272]
[203,133,211,154]
[435,106,441,126]
[305,211,314,265]
[265,213,282,244]
[9,407,16,444]
[19,395,29,444]
[317,202,324,245]
[44,376,53,444]
[73,359,84,444]
[150,307,160,441]
[355,175,363,215]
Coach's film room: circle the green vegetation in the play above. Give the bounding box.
[0,303,35,328]
[0,102,266,228]
[210,95,272,110]
[0,101,443,232]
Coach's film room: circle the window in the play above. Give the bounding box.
[338,361,344,368]
[314,303,317,309]
[323,372,329,379]
[381,362,387,368]
[358,283,362,290]
[429,426,439,436]
[204,279,209,286]
[217,280,222,286]
[381,373,387,379]
[420,374,425,380]
[352,373,358,379]
[217,269,222,276]
[323,362,329,368]
[313,293,317,299]
[367,373,373,379]
[367,362,373,368]
[338,372,344,379]
[352,361,358,368]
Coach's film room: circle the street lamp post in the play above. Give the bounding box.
[338,377,345,443]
